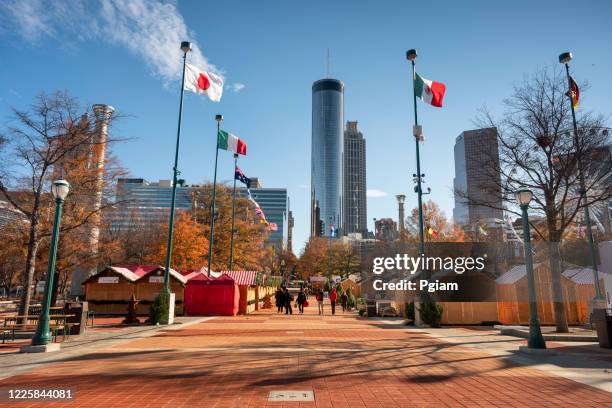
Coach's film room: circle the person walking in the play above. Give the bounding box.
[329,287,338,315]
[275,287,285,314]
[315,290,324,315]
[297,289,307,314]
[340,291,348,313]
[284,287,293,315]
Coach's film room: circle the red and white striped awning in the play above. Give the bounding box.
[218,270,258,286]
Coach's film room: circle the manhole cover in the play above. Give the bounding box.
[268,391,314,402]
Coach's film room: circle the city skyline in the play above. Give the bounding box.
[1,1,611,254]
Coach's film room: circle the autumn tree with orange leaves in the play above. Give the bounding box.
[407,200,466,242]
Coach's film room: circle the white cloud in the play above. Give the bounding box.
[229,83,245,93]
[0,0,223,84]
[367,189,388,198]
[296,184,310,189]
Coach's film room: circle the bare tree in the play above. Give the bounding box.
[458,67,611,332]
[0,91,125,317]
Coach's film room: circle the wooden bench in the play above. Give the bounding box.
[7,323,65,342]
[1,314,74,343]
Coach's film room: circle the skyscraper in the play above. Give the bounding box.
[311,78,344,237]
[453,127,504,229]
[343,121,367,235]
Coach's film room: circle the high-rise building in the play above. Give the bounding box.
[311,78,344,237]
[343,121,367,235]
[238,186,287,247]
[111,178,192,230]
[453,128,504,229]
[287,210,295,254]
[110,178,288,247]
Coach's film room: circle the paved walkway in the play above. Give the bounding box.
[0,303,611,407]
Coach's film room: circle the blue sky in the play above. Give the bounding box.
[1,0,611,254]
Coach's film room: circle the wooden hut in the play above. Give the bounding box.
[184,273,239,316]
[134,266,187,315]
[340,275,362,298]
[432,269,498,325]
[214,271,259,314]
[562,267,606,324]
[496,263,579,325]
[83,266,139,315]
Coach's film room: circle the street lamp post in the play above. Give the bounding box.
[328,216,333,279]
[31,180,70,347]
[373,218,377,242]
[516,187,546,349]
[281,259,286,285]
[558,51,603,302]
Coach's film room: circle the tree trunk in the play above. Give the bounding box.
[548,240,569,332]
[19,216,40,320]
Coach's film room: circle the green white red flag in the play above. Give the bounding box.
[218,130,247,155]
[415,73,446,107]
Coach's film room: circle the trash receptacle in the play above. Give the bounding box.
[592,308,612,348]
[64,301,88,335]
[366,300,377,317]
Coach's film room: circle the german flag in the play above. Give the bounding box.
[427,226,438,238]
[567,76,580,109]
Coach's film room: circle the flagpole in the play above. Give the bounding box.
[407,49,427,327]
[407,49,426,264]
[163,41,191,295]
[559,52,603,301]
[207,114,223,275]
[229,153,239,271]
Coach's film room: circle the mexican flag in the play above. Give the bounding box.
[218,130,247,155]
[415,73,446,107]
[184,62,224,102]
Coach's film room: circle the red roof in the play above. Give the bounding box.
[115,264,161,278]
[186,272,236,285]
[217,270,258,286]
[181,266,211,276]
[112,264,187,284]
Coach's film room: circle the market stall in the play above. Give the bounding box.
[184,273,239,316]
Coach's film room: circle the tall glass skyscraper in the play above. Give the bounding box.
[311,78,344,237]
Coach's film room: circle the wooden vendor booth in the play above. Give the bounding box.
[83,266,139,315]
[184,273,239,316]
[135,266,187,315]
[496,263,579,325]
[562,267,606,324]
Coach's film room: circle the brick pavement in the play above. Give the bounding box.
[0,303,610,407]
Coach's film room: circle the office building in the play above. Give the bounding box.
[111,178,288,248]
[238,186,287,247]
[112,178,192,230]
[453,128,504,230]
[343,121,367,235]
[311,78,344,237]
